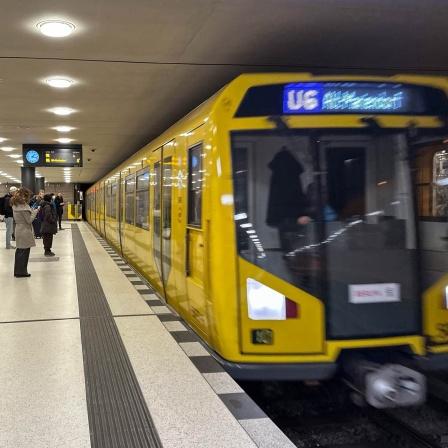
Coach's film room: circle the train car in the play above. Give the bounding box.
[87,74,448,408]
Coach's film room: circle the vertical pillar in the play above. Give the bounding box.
[21,167,35,192]
[35,177,45,193]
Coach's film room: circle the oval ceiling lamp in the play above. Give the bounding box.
[52,108,73,116]
[46,78,73,88]
[56,138,73,143]
[54,126,73,132]
[37,20,75,38]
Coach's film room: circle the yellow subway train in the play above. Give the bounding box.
[87,73,448,408]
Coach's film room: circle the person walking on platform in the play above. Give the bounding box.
[10,187,39,277]
[40,194,57,256]
[54,192,65,230]
[4,186,17,249]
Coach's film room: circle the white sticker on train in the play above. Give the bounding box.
[348,283,401,304]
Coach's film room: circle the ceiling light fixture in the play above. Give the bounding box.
[54,126,73,132]
[52,107,73,116]
[16,160,24,164]
[8,155,21,158]
[37,20,75,38]
[0,138,7,142]
[46,78,73,88]
[55,138,73,143]
[1,147,15,151]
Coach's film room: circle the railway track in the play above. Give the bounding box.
[368,408,446,448]
[240,380,448,448]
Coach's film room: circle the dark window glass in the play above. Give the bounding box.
[154,161,161,238]
[231,131,420,339]
[111,182,117,219]
[100,187,105,215]
[188,143,203,227]
[163,156,172,238]
[162,156,173,284]
[125,174,135,224]
[106,185,111,217]
[433,150,448,218]
[136,168,150,230]
[153,161,162,276]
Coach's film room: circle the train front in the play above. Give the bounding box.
[221,76,448,408]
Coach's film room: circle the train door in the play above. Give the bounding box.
[95,188,101,233]
[152,148,165,294]
[102,183,107,238]
[185,140,208,337]
[98,184,104,236]
[118,175,124,255]
[318,135,420,339]
[151,144,175,297]
[92,191,96,228]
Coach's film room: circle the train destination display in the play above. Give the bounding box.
[23,144,82,167]
[283,83,407,113]
[235,82,448,117]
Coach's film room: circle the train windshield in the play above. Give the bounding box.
[231,131,420,338]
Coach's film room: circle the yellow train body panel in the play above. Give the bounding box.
[87,73,448,379]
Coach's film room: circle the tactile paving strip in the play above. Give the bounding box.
[89,226,296,448]
[72,225,162,448]
[29,257,60,262]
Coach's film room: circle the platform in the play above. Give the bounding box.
[0,221,295,448]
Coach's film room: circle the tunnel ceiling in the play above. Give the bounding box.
[0,0,447,184]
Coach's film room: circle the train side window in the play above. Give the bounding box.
[136,167,150,230]
[106,184,111,217]
[125,174,135,224]
[433,150,448,218]
[111,182,117,219]
[415,145,448,219]
[188,143,203,227]
[100,186,105,215]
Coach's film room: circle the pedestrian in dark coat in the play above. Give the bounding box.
[54,192,65,230]
[4,186,17,249]
[40,194,58,256]
[10,187,39,277]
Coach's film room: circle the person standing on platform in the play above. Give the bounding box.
[35,190,45,205]
[54,192,65,230]
[40,194,57,256]
[4,186,17,249]
[10,188,39,277]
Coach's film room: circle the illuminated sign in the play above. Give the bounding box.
[23,144,83,167]
[235,82,448,117]
[283,83,408,114]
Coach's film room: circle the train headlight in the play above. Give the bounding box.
[246,278,286,320]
